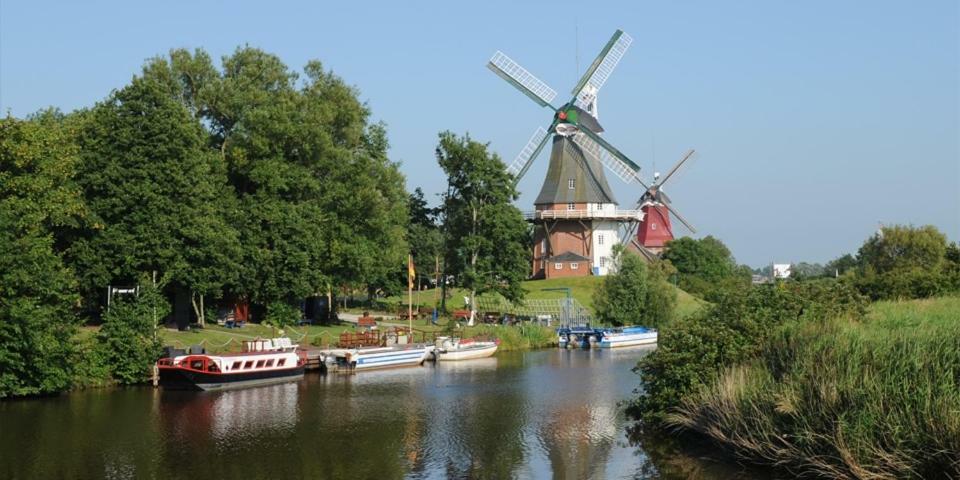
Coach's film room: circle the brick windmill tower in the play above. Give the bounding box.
[633,149,698,255]
[488,30,650,278]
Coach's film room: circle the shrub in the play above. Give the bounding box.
[96,281,167,384]
[594,247,676,328]
[630,280,866,429]
[668,300,960,479]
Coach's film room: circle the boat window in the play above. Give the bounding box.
[207,363,219,373]
[255,360,265,368]
[244,360,254,369]
[265,359,275,368]
[277,358,286,367]
[231,361,241,370]
[190,359,204,370]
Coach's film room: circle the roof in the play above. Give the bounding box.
[534,135,618,206]
[549,251,591,262]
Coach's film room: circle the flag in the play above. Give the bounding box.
[407,254,415,290]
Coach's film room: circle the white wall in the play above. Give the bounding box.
[591,220,618,276]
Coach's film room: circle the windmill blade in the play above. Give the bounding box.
[658,149,697,187]
[488,51,558,109]
[664,203,696,233]
[572,128,643,184]
[571,30,633,109]
[507,126,551,181]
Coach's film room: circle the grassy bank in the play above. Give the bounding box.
[380,276,705,320]
[668,296,960,479]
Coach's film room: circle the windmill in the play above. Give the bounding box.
[633,149,698,254]
[488,29,651,278]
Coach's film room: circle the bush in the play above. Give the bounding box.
[594,247,676,328]
[630,280,866,429]
[96,281,167,384]
[668,299,960,479]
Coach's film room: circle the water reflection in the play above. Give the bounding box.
[2,348,765,479]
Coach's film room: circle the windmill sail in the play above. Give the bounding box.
[572,129,643,184]
[572,30,633,110]
[507,126,551,180]
[487,51,558,108]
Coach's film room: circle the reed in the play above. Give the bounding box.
[465,324,557,351]
[668,296,960,479]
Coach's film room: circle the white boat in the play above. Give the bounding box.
[435,337,498,361]
[598,326,658,348]
[330,344,435,372]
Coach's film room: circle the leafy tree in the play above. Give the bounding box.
[857,225,947,274]
[96,279,167,384]
[0,112,86,397]
[662,236,746,296]
[141,48,408,312]
[436,132,528,320]
[825,253,858,277]
[70,74,241,321]
[408,187,442,290]
[594,246,676,328]
[789,262,826,281]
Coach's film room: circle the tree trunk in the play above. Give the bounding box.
[190,292,202,327]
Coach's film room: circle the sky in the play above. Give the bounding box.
[2,0,958,267]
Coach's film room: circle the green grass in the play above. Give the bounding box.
[381,276,705,320]
[157,323,360,353]
[668,295,960,479]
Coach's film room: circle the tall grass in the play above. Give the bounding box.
[465,324,556,351]
[668,297,960,479]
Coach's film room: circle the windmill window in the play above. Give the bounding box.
[600,257,607,268]
[567,203,575,211]
[568,178,575,190]
[598,234,605,246]
[555,263,563,270]
[571,262,579,270]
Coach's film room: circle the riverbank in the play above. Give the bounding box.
[666,295,960,478]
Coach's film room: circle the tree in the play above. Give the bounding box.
[857,225,947,274]
[407,187,442,291]
[593,246,676,328]
[141,48,408,313]
[70,74,241,322]
[661,236,745,296]
[436,132,528,321]
[825,254,858,277]
[0,112,86,397]
[96,279,167,384]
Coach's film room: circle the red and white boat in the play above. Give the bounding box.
[157,338,306,391]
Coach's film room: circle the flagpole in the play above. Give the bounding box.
[408,254,413,334]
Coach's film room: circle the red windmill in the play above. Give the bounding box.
[633,149,698,255]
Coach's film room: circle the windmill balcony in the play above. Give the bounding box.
[524,209,645,221]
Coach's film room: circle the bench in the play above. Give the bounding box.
[452,309,471,322]
[357,316,377,329]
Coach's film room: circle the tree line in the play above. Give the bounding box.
[0,46,530,396]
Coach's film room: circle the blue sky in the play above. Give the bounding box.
[2,0,957,266]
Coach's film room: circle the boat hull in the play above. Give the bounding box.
[437,343,498,361]
[598,332,658,348]
[158,366,305,391]
[336,345,434,371]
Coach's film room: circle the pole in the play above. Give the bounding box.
[408,254,413,334]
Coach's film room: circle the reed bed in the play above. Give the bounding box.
[668,297,960,479]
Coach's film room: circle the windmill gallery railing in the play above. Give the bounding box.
[523,209,644,221]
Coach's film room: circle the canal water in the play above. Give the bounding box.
[1,348,759,479]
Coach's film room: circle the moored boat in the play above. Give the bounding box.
[598,326,657,348]
[157,338,305,391]
[557,326,598,349]
[330,344,435,372]
[435,337,498,361]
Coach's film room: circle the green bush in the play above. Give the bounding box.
[593,248,676,328]
[668,298,960,479]
[96,281,166,384]
[630,280,866,429]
